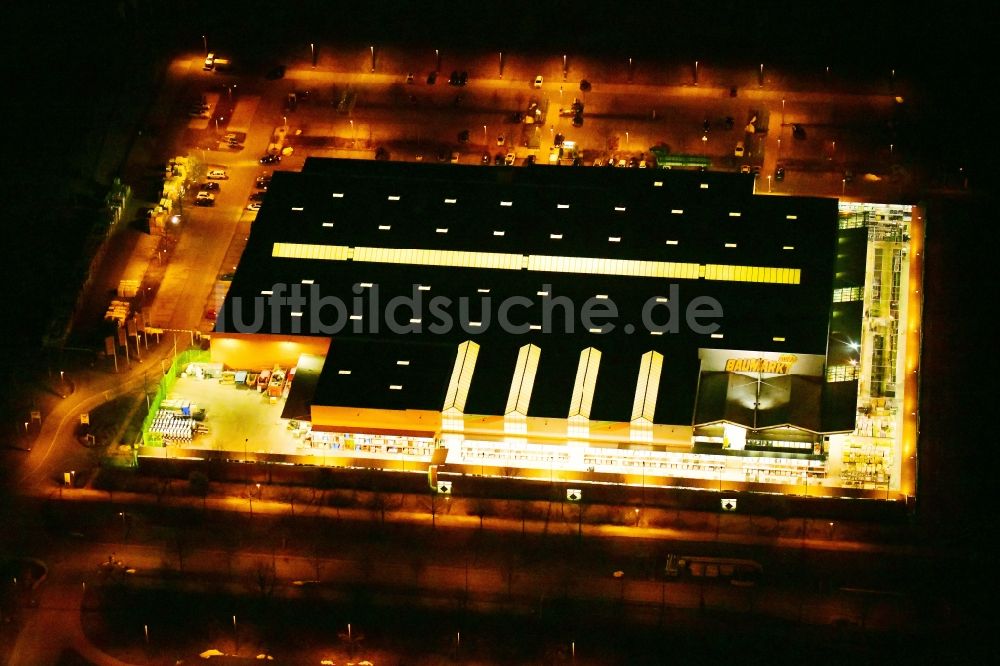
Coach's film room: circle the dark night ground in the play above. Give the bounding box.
[2,1,997,659]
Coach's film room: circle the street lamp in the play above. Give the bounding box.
[435,49,440,71]
[759,63,764,87]
[767,175,772,193]
[499,51,503,78]
[563,54,567,80]
[694,60,699,85]
[842,178,846,195]
[370,45,375,72]
[628,57,633,82]
[310,42,315,67]
[483,125,488,148]
[625,131,629,149]
[350,120,356,145]
[202,35,207,55]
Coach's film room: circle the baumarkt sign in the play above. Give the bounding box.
[698,348,826,377]
[724,355,797,374]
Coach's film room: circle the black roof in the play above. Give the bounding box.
[219,158,840,426]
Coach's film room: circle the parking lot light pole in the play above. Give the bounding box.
[499,51,503,78]
[202,35,207,55]
[694,60,699,85]
[483,125,488,149]
[370,45,375,72]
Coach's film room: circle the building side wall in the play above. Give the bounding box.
[210,333,332,370]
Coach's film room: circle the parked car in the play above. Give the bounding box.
[792,124,807,140]
[571,114,583,127]
[427,71,437,85]
[481,152,491,165]
[247,202,262,211]
[534,75,543,88]
[255,175,271,189]
[524,154,536,165]
[504,152,516,165]
[734,141,745,157]
[200,182,220,191]
[775,165,786,181]
[458,129,470,143]
[203,52,215,70]
[496,134,505,146]
[259,154,281,165]
[405,72,414,84]
[206,169,228,180]
[494,152,505,165]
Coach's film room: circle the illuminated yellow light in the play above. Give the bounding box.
[443,340,479,413]
[711,333,724,339]
[291,207,304,211]
[550,233,563,239]
[569,347,602,418]
[671,209,683,214]
[387,195,400,201]
[261,290,273,295]
[301,279,314,284]
[338,369,351,375]
[725,243,737,248]
[654,181,663,187]
[506,344,541,415]
[631,351,664,423]
[469,321,482,327]
[409,318,422,324]
[397,360,410,366]
[783,245,794,250]
[477,288,490,293]
[418,285,431,291]
[596,294,608,299]
[665,240,679,245]
[650,330,663,336]
[557,204,570,209]
[700,183,709,189]
[614,206,626,212]
[786,214,798,220]
[349,314,362,320]
[729,212,741,217]
[273,244,798,284]
[537,290,549,296]
[322,222,334,227]
[773,336,785,342]
[529,324,542,330]
[655,297,668,303]
[493,230,505,236]
[588,327,603,333]
[608,236,621,242]
[291,312,303,317]
[378,225,391,230]
[500,201,513,206]
[444,198,457,204]
[360,282,373,288]
[436,228,449,233]
[389,384,403,390]
[332,193,344,198]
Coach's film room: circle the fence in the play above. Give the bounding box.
[141,347,210,446]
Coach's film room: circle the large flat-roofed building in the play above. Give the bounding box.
[196,158,916,498]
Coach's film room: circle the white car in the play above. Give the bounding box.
[533,75,543,88]
[247,202,262,211]
[734,141,745,158]
[206,169,228,179]
[504,152,516,165]
[203,52,215,70]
